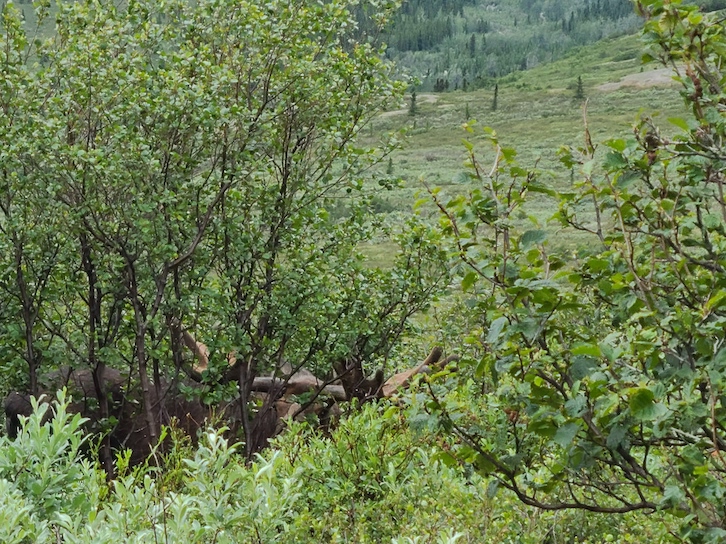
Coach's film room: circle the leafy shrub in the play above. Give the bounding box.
[0,393,677,542]
[272,402,491,542]
[425,0,726,541]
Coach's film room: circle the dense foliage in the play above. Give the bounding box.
[0,393,675,542]
[0,0,447,465]
[427,0,726,540]
[4,0,726,540]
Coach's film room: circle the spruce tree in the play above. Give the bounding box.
[574,76,585,100]
[409,90,418,115]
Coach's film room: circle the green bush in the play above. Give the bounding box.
[425,0,726,540]
[0,393,681,542]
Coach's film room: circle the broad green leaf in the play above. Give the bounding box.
[500,147,517,162]
[668,117,691,131]
[520,229,546,248]
[452,171,473,184]
[527,418,557,439]
[553,422,579,447]
[571,343,602,358]
[604,138,627,152]
[629,388,668,421]
[461,271,478,292]
[603,151,628,171]
[629,388,654,414]
[706,291,726,311]
[570,356,598,381]
[564,396,587,417]
[486,316,508,345]
[606,424,628,449]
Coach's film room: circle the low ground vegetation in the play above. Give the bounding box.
[0,393,676,542]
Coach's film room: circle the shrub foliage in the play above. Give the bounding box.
[427,0,726,540]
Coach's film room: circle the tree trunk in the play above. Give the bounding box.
[16,245,39,397]
[91,364,115,478]
[80,234,115,477]
[135,325,159,450]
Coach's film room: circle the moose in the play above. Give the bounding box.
[4,329,457,475]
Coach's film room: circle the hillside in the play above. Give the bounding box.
[378,0,643,91]
[356,30,690,264]
[377,0,726,92]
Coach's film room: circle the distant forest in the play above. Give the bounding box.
[354,0,669,91]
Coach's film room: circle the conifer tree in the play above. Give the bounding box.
[409,89,418,115]
[574,75,585,100]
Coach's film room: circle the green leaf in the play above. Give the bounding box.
[500,147,517,162]
[629,387,654,415]
[527,418,557,439]
[603,151,628,171]
[586,257,610,272]
[475,356,489,378]
[606,424,628,449]
[473,453,496,474]
[564,396,587,417]
[520,229,546,248]
[461,271,478,292]
[527,183,557,197]
[629,388,668,421]
[495,356,514,374]
[553,422,579,447]
[706,291,726,311]
[486,316,508,345]
[434,451,458,468]
[604,138,627,152]
[570,356,598,380]
[510,318,540,342]
[571,343,602,358]
[486,478,500,498]
[582,160,595,176]
[661,484,686,507]
[668,117,691,132]
[452,171,473,184]
[614,169,639,188]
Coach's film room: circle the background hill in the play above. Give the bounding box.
[368,0,726,92]
[375,0,643,91]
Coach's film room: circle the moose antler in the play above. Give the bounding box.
[175,323,456,401]
[382,347,458,397]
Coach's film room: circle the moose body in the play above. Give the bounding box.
[3,367,220,467]
[3,365,336,469]
[3,347,455,474]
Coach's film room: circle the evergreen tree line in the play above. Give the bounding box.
[367,0,644,91]
[519,0,634,22]
[388,15,454,52]
[409,14,635,91]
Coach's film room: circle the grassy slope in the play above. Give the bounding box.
[362,31,688,261]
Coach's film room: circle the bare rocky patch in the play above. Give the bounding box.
[598,67,678,91]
